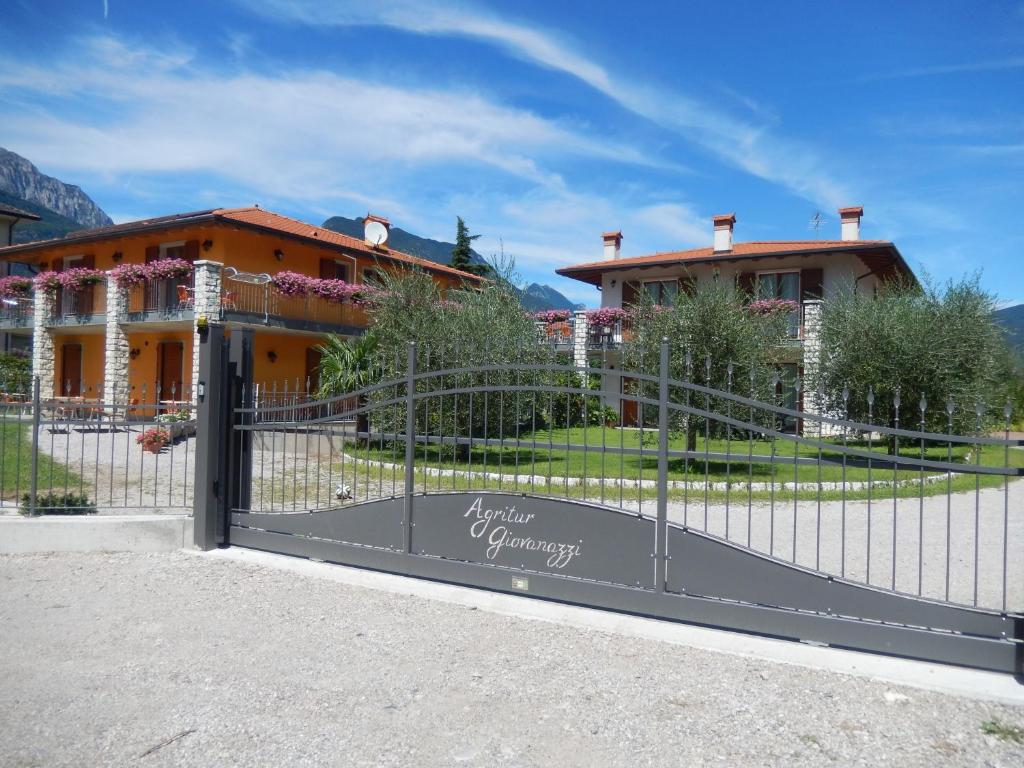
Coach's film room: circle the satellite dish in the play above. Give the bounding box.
[364,220,388,246]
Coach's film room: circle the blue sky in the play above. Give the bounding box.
[1,1,1022,307]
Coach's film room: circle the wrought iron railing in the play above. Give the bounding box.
[0,297,33,328]
[52,283,107,324]
[220,280,367,329]
[127,276,194,318]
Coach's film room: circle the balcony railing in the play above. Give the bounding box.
[51,283,107,325]
[127,277,195,321]
[536,318,575,351]
[221,281,367,330]
[0,298,33,329]
[586,318,633,349]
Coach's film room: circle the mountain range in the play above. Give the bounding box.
[995,303,1024,358]
[0,148,112,231]
[321,214,580,311]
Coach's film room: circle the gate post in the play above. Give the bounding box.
[226,329,254,524]
[193,322,226,549]
[403,341,416,554]
[655,338,670,592]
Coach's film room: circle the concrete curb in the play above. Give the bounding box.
[199,547,1024,707]
[0,515,193,553]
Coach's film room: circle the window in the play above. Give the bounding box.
[756,271,799,301]
[643,280,679,306]
[160,242,185,260]
[329,262,349,281]
[362,268,382,285]
[757,271,801,338]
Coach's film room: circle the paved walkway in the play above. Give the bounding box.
[1,552,1021,767]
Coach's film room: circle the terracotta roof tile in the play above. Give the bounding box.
[557,239,903,286]
[212,207,484,281]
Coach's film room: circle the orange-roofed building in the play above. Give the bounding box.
[0,206,484,404]
[556,206,916,429]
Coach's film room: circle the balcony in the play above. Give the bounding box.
[537,318,575,352]
[220,278,368,333]
[49,283,107,327]
[127,277,194,323]
[586,318,632,349]
[0,297,33,330]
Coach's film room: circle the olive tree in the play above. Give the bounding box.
[810,276,1014,436]
[623,280,791,446]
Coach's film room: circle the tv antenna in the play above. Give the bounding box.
[808,211,827,234]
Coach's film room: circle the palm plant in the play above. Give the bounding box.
[314,332,381,398]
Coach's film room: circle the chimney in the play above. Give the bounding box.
[838,206,863,241]
[364,213,391,246]
[712,213,736,252]
[602,230,622,260]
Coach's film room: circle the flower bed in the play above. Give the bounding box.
[584,307,628,327]
[0,276,33,299]
[270,271,385,307]
[110,258,193,288]
[747,299,799,316]
[535,309,572,323]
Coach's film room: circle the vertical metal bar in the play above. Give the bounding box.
[193,323,226,549]
[655,338,669,593]
[892,390,900,590]
[973,402,982,607]
[945,398,954,602]
[918,395,926,597]
[866,387,874,585]
[403,341,416,554]
[28,377,40,516]
[1002,401,1011,612]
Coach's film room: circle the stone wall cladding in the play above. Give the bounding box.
[572,310,589,370]
[103,279,129,404]
[191,260,223,404]
[30,287,55,397]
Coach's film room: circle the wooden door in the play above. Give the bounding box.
[60,344,82,396]
[158,341,185,400]
[305,347,322,394]
[620,377,639,428]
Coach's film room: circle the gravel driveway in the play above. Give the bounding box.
[1,552,1022,767]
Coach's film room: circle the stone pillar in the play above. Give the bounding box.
[572,310,589,370]
[191,260,223,404]
[31,286,55,397]
[801,300,826,437]
[103,278,129,405]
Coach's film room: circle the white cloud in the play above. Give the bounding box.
[0,34,668,205]
[862,56,1024,81]
[250,0,853,209]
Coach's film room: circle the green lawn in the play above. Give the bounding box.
[0,422,83,502]
[350,425,1023,490]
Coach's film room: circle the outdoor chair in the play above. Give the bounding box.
[176,284,194,311]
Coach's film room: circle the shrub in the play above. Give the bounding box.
[20,492,97,516]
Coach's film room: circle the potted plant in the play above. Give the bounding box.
[147,258,194,282]
[0,276,33,298]
[155,408,196,439]
[136,427,171,454]
[57,267,105,292]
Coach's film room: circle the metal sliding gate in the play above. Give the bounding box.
[194,326,1023,676]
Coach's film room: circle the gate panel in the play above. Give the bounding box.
[410,492,655,588]
[232,497,404,551]
[666,526,1008,637]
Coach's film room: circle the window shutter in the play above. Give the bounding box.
[320,258,336,279]
[678,277,696,297]
[81,254,95,269]
[183,240,200,263]
[51,256,64,273]
[145,245,160,264]
[621,280,639,307]
[800,268,823,301]
[736,271,755,300]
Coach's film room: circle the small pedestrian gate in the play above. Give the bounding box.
[194,327,1023,676]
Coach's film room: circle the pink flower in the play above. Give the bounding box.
[584,307,628,327]
[535,309,572,323]
[0,276,33,298]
